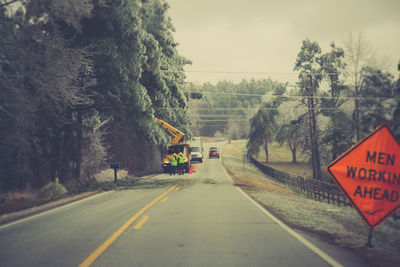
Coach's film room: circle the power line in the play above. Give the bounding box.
[186,70,343,75]
[185,90,400,101]
[157,107,393,112]
[191,114,249,117]
[192,124,231,127]
[196,120,248,122]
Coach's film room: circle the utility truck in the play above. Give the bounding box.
[156,119,191,173]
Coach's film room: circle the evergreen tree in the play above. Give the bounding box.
[294,39,323,180]
[358,66,394,134]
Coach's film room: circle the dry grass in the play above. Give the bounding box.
[95,169,129,182]
[222,140,400,267]
[233,139,314,178]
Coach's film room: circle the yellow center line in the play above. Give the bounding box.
[160,196,168,202]
[133,215,149,230]
[79,186,176,267]
[175,187,180,191]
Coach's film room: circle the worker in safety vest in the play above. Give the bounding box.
[170,153,178,175]
[177,152,185,175]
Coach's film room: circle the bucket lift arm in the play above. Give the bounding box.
[156,118,185,144]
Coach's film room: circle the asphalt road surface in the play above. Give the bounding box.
[0,142,368,267]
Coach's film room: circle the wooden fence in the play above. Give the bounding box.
[250,156,351,207]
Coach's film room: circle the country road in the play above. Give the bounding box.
[0,142,365,267]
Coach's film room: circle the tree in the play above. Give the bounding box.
[344,33,372,141]
[139,0,191,137]
[188,78,284,137]
[275,117,305,163]
[319,42,353,160]
[0,0,192,191]
[75,0,192,176]
[0,4,34,190]
[321,111,353,161]
[0,0,95,190]
[294,39,323,180]
[358,66,395,134]
[392,61,400,138]
[246,103,276,163]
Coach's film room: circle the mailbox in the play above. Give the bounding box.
[110,161,119,169]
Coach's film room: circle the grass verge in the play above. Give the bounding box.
[222,139,400,267]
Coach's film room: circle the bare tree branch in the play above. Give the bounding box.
[0,0,19,8]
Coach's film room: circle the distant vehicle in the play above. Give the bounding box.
[190,137,204,162]
[209,148,220,159]
[190,146,203,162]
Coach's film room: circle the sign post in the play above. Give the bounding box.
[326,124,400,245]
[110,161,119,182]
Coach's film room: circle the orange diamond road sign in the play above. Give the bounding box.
[326,124,400,228]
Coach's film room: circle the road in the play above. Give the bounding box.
[0,142,365,266]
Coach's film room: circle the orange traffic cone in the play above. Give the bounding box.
[189,165,195,173]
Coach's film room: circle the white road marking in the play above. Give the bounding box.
[220,152,343,267]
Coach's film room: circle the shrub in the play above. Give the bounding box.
[64,180,82,194]
[39,182,68,200]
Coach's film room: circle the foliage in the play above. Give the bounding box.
[0,0,191,192]
[392,61,400,138]
[39,182,68,200]
[188,79,285,137]
[275,117,306,163]
[80,114,108,182]
[321,111,353,161]
[246,102,277,163]
[344,33,375,141]
[319,42,353,161]
[294,39,323,180]
[358,66,395,134]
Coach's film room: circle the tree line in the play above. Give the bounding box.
[187,79,286,138]
[247,37,400,181]
[0,0,191,192]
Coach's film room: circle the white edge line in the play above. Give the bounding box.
[220,153,343,267]
[0,191,112,230]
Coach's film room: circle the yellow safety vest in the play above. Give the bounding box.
[170,156,177,166]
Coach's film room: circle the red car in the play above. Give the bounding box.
[209,147,220,158]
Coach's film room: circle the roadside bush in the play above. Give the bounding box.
[64,180,82,194]
[39,182,68,200]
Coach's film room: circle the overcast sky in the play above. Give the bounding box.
[167,0,400,85]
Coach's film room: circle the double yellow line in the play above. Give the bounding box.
[79,186,176,267]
